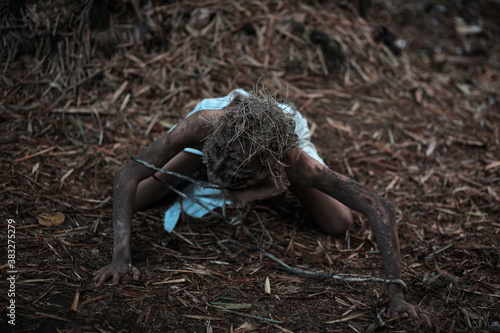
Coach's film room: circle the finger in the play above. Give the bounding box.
[407,306,419,320]
[112,272,120,285]
[419,311,432,326]
[388,307,400,318]
[93,268,104,277]
[95,273,107,288]
[132,267,141,281]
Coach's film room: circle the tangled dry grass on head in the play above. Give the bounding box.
[202,89,300,202]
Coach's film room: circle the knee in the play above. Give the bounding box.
[317,208,353,236]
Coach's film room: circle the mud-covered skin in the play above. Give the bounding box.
[94,109,430,325]
[285,148,430,325]
[93,111,214,287]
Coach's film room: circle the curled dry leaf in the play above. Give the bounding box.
[37,211,65,227]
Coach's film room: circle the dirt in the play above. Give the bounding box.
[1,1,499,332]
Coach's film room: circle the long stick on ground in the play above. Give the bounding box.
[131,156,407,290]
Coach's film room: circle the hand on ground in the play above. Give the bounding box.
[94,261,141,287]
[389,296,431,327]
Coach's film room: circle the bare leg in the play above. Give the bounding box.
[134,152,203,211]
[289,183,353,235]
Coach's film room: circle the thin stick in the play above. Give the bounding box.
[131,156,407,290]
[131,156,219,189]
[12,146,56,163]
[34,312,74,323]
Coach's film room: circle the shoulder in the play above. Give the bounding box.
[178,109,225,128]
[285,147,327,184]
[169,109,224,145]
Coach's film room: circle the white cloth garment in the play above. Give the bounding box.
[164,89,325,232]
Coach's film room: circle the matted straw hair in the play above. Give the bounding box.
[202,90,300,203]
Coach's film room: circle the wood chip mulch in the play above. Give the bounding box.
[1,1,499,332]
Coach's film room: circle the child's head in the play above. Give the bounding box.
[202,90,299,202]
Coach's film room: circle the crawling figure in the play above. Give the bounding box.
[94,88,430,325]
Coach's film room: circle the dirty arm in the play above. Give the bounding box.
[285,148,430,324]
[94,111,214,287]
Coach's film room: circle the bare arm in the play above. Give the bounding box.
[285,148,430,325]
[94,110,215,287]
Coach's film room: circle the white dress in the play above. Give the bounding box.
[163,89,325,232]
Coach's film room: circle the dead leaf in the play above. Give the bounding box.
[264,276,271,294]
[37,212,65,227]
[426,138,437,156]
[455,82,471,95]
[454,17,482,35]
[326,117,352,134]
[212,303,252,310]
[32,162,40,174]
[485,161,500,170]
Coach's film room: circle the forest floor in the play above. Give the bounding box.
[1,1,499,332]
